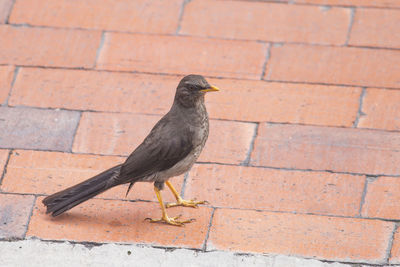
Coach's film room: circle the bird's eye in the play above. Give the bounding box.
[188,84,200,91]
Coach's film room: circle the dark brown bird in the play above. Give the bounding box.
[43,75,219,226]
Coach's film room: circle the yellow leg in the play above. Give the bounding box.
[165,181,208,208]
[145,185,194,226]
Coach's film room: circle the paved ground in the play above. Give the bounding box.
[0,0,400,266]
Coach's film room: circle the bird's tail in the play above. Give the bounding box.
[42,164,122,217]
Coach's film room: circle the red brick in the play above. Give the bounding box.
[206,79,361,126]
[0,65,13,104]
[390,228,400,264]
[0,149,9,175]
[0,0,13,23]
[251,123,400,175]
[181,0,350,45]
[186,164,364,216]
[266,45,400,88]
[0,107,80,151]
[0,193,36,239]
[1,150,183,203]
[9,68,178,114]
[358,88,400,131]
[97,33,266,80]
[10,0,182,34]
[0,25,101,68]
[349,9,400,49]
[28,197,212,247]
[73,112,255,164]
[361,176,400,220]
[208,209,394,263]
[294,0,400,8]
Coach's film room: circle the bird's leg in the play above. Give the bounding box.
[165,181,208,208]
[145,185,194,226]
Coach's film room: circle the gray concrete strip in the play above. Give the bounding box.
[0,239,352,267]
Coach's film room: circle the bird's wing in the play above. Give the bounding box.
[112,115,193,185]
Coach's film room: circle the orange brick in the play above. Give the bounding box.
[28,197,212,247]
[361,176,400,220]
[9,68,178,114]
[0,65,14,104]
[9,68,360,126]
[0,193,36,239]
[0,149,9,176]
[10,0,182,34]
[1,150,183,203]
[181,0,350,45]
[358,88,400,131]
[186,164,364,216]
[72,112,161,156]
[251,123,400,175]
[208,209,394,263]
[200,120,255,164]
[0,0,13,23]
[294,0,400,8]
[73,112,256,164]
[349,9,400,49]
[0,25,101,68]
[390,228,400,264]
[2,150,124,195]
[202,120,256,164]
[207,79,361,126]
[266,44,400,88]
[97,33,266,80]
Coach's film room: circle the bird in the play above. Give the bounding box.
[42,74,219,226]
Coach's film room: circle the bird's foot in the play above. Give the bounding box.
[145,214,195,226]
[166,198,208,208]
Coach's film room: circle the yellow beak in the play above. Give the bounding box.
[200,85,220,92]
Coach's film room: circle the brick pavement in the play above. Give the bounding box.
[0,0,399,265]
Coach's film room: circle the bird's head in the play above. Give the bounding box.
[174,75,219,108]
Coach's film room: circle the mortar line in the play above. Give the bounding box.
[358,175,370,216]
[8,103,400,133]
[2,145,400,178]
[4,0,16,24]
[353,87,366,127]
[3,190,400,225]
[22,195,37,239]
[0,149,13,187]
[180,172,190,197]
[226,0,400,10]
[260,43,272,80]
[4,66,20,106]
[202,207,216,251]
[6,63,400,91]
[241,122,259,166]
[386,223,399,263]
[69,112,83,153]
[1,103,394,133]
[175,0,191,34]
[265,78,400,90]
[6,22,400,52]
[7,101,400,134]
[93,31,106,68]
[344,7,356,46]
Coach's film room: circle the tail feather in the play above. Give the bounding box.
[43,165,122,216]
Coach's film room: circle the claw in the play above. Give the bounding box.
[166,199,208,208]
[145,214,195,226]
[165,181,209,209]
